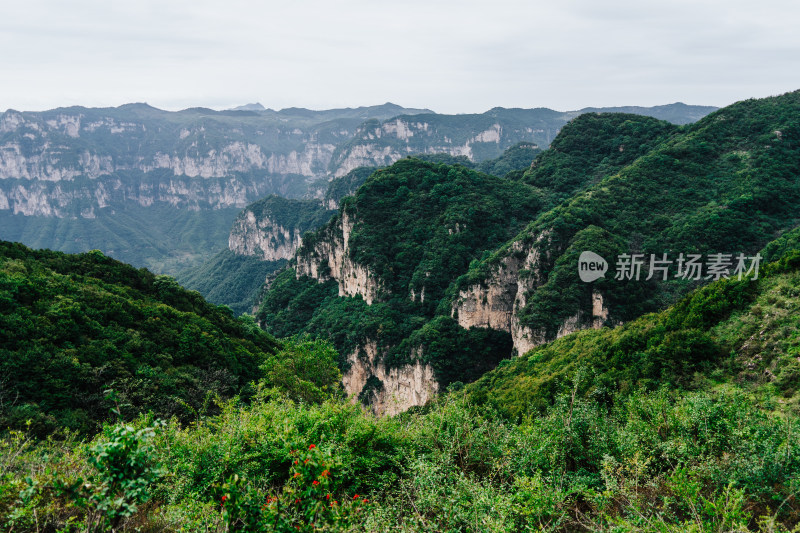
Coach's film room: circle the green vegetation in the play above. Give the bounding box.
[5,348,800,530]
[476,141,542,177]
[1,232,800,532]
[260,158,545,386]
[413,141,542,178]
[520,112,676,196]
[457,91,800,341]
[323,167,376,208]
[241,196,336,236]
[177,249,285,315]
[0,241,296,435]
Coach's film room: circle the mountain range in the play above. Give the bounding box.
[3,91,800,531]
[0,102,716,274]
[252,91,800,414]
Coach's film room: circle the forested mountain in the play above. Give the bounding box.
[5,94,800,531]
[257,158,549,413]
[255,91,800,415]
[180,143,547,314]
[0,241,342,436]
[0,102,715,274]
[454,91,800,355]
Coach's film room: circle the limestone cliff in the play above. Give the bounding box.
[295,211,381,304]
[228,210,303,261]
[452,232,610,356]
[341,341,438,416]
[227,196,335,262]
[330,119,511,177]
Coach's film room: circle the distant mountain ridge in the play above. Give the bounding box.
[0,100,716,273]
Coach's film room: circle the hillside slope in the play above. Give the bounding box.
[0,241,282,434]
[452,90,800,355]
[468,250,800,418]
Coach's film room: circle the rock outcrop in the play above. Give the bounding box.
[295,212,381,304]
[228,209,303,261]
[452,232,610,356]
[342,341,439,416]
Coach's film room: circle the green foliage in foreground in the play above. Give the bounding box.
[2,387,800,531]
[0,241,285,434]
[3,252,800,530]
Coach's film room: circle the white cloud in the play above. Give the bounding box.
[1,0,799,113]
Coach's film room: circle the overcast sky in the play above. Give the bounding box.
[2,0,799,114]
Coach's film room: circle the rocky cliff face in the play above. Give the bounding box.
[226,195,336,263]
[292,209,438,414]
[452,232,610,355]
[330,120,511,177]
[228,209,303,261]
[341,341,439,416]
[295,211,381,304]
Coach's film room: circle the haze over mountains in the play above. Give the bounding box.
[0,101,715,273]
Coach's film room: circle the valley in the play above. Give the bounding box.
[2,92,799,531]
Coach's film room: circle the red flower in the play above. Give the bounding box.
[221,495,228,503]
[312,480,319,486]
[294,460,298,465]
[353,494,359,499]
[362,499,368,503]
[293,472,301,478]
[308,444,316,449]
[320,469,330,477]
[295,498,301,504]
[326,493,331,500]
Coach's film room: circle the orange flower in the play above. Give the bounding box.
[293,472,301,478]
[320,469,330,477]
